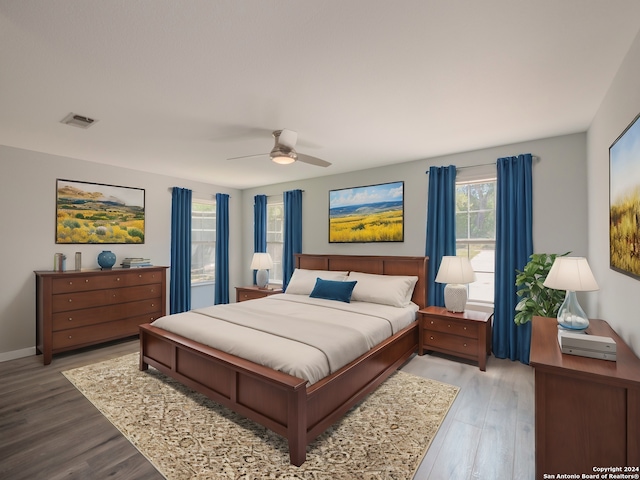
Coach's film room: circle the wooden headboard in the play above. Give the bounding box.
[295,254,429,309]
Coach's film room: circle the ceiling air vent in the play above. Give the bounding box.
[60,112,97,129]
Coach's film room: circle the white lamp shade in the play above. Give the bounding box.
[543,257,599,292]
[435,256,476,284]
[250,252,273,270]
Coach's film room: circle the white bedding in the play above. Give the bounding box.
[151,293,418,385]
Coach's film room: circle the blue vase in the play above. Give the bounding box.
[97,250,116,269]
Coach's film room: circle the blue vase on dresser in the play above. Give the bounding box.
[97,250,116,269]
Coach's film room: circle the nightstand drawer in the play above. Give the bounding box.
[424,317,478,338]
[235,286,283,302]
[424,332,478,355]
[239,289,270,301]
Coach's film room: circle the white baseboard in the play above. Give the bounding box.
[0,346,36,363]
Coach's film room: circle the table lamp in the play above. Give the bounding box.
[543,256,599,331]
[251,252,273,289]
[435,256,476,312]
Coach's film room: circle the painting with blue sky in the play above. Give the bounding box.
[329,181,404,243]
[610,112,640,278]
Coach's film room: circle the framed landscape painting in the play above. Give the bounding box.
[329,181,404,243]
[56,179,145,244]
[610,112,640,279]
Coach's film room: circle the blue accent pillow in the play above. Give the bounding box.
[309,278,358,303]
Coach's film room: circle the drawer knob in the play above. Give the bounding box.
[116,277,120,281]
[430,321,434,325]
[464,326,467,330]
[150,289,155,293]
[447,324,451,328]
[68,281,73,285]
[430,336,434,340]
[68,335,72,339]
[138,274,142,278]
[151,303,155,307]
[463,343,467,347]
[68,317,72,321]
[68,299,72,303]
[85,279,89,283]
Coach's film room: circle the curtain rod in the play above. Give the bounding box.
[167,187,230,198]
[425,155,540,173]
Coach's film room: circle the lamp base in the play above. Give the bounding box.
[256,269,269,289]
[557,290,589,331]
[444,284,467,313]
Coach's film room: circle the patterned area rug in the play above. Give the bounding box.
[63,353,458,479]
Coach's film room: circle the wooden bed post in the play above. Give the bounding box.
[288,384,307,466]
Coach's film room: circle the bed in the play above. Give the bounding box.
[139,254,428,466]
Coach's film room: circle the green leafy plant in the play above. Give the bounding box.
[514,252,569,325]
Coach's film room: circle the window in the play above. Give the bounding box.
[455,179,496,304]
[266,195,284,284]
[191,200,216,285]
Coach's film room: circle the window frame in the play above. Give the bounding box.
[266,194,284,285]
[455,173,497,306]
[191,198,216,286]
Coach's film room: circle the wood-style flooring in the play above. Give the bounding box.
[0,339,534,480]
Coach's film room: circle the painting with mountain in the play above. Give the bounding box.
[329,181,404,243]
[56,179,145,244]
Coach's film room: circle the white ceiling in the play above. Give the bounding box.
[1,1,640,189]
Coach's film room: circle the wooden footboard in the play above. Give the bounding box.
[139,320,418,466]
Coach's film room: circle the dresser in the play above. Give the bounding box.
[530,316,640,479]
[418,306,492,371]
[235,285,283,302]
[35,266,167,365]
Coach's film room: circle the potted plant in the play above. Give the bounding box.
[514,252,569,325]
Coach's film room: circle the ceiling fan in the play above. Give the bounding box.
[227,129,331,167]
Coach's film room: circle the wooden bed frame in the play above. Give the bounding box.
[139,254,428,466]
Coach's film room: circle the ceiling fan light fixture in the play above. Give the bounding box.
[271,153,296,165]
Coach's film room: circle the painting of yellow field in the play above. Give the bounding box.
[329,181,404,243]
[610,112,640,279]
[56,179,145,244]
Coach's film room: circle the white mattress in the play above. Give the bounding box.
[151,293,418,385]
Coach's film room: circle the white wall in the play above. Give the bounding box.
[587,29,640,353]
[0,145,241,359]
[240,133,589,288]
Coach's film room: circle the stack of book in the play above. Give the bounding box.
[121,257,152,268]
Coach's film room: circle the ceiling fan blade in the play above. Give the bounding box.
[278,129,298,148]
[226,152,269,161]
[297,153,332,167]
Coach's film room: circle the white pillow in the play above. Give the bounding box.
[348,271,418,307]
[285,269,349,295]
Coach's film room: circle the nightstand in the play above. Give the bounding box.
[235,285,283,302]
[418,306,492,371]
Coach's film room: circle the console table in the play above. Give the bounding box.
[530,316,640,479]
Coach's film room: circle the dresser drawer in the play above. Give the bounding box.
[118,270,166,287]
[51,269,165,294]
[52,315,156,350]
[52,275,120,294]
[424,316,478,338]
[424,331,478,355]
[52,284,162,312]
[52,298,162,331]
